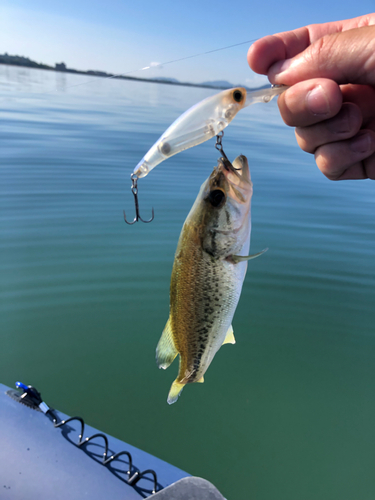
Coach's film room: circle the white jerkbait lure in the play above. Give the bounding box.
[133,85,288,178]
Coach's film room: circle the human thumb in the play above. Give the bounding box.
[269,25,375,86]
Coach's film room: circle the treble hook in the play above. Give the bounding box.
[124,173,154,225]
[215,131,241,171]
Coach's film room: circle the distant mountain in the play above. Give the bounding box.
[152,76,180,84]
[248,83,272,90]
[200,80,272,91]
[201,80,234,89]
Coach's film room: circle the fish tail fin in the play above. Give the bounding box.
[167,380,185,405]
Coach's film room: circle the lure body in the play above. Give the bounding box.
[156,155,266,404]
[133,86,288,178]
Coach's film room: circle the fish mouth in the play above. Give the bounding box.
[220,157,238,174]
[209,157,240,185]
[208,155,251,204]
[215,155,250,181]
[230,155,250,182]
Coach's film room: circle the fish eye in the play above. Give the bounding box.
[233,90,243,103]
[208,189,225,207]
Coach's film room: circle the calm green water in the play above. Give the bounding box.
[1,65,375,500]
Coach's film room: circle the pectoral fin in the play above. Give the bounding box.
[231,248,268,264]
[222,324,236,345]
[156,317,178,370]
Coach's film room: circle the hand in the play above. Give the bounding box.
[247,15,375,180]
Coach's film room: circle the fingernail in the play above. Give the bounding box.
[271,58,292,76]
[350,132,371,153]
[268,59,294,83]
[306,86,330,116]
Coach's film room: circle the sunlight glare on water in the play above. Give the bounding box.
[1,65,375,500]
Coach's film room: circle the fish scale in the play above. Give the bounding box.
[172,252,237,378]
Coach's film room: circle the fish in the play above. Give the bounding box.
[156,154,266,404]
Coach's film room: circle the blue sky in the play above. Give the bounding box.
[1,0,374,86]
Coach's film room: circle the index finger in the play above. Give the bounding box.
[247,14,375,75]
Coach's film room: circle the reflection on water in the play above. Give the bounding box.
[55,71,67,93]
[1,64,375,500]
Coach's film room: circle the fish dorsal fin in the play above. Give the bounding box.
[230,248,268,264]
[156,317,178,370]
[222,324,236,345]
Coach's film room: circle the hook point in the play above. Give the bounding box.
[123,209,137,225]
[138,206,154,224]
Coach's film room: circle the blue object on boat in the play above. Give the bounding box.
[15,381,28,391]
[1,383,226,499]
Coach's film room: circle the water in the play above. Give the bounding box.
[1,65,375,500]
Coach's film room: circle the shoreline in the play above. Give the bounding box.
[0,53,264,91]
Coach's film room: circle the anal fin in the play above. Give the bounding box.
[156,317,178,370]
[223,324,236,345]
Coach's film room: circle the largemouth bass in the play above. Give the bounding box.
[156,155,266,404]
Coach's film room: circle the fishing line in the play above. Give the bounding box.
[43,38,260,94]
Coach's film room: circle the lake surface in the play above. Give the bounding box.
[1,65,375,500]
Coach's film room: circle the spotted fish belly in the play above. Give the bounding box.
[169,229,245,384]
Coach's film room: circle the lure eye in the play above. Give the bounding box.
[233,90,243,103]
[208,189,226,208]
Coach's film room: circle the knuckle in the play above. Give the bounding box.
[277,96,295,126]
[306,37,325,66]
[295,128,315,153]
[307,34,338,70]
[280,113,295,127]
[314,146,341,180]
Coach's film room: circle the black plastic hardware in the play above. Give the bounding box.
[8,382,159,496]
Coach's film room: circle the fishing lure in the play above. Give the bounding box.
[124,84,289,224]
[133,85,288,179]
